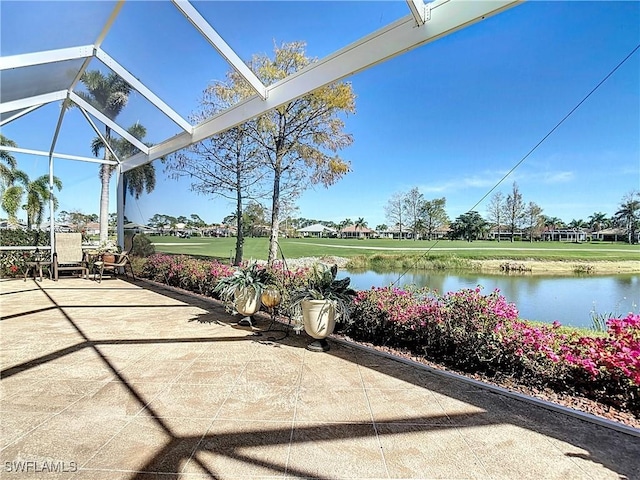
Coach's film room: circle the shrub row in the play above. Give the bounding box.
[140,254,237,297]
[139,254,312,306]
[0,229,51,278]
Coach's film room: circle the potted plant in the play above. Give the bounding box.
[290,263,357,352]
[96,239,120,263]
[213,262,275,326]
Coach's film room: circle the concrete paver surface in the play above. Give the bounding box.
[1,277,639,479]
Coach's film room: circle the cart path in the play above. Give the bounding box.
[293,242,639,253]
[153,243,209,246]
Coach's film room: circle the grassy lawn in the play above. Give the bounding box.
[149,236,638,262]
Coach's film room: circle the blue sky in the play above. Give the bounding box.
[1,1,639,228]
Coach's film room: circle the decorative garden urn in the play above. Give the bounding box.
[301,299,336,352]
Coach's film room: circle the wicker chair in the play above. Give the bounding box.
[53,232,89,281]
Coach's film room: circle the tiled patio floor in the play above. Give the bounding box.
[1,277,639,479]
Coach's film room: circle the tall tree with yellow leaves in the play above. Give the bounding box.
[211,41,356,263]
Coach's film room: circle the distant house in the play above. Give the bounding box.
[377,229,412,240]
[298,223,336,238]
[202,224,234,237]
[247,224,272,237]
[340,225,375,239]
[488,228,527,241]
[123,222,154,234]
[84,222,100,235]
[592,227,631,242]
[427,226,452,240]
[0,220,26,230]
[541,228,587,242]
[37,222,73,232]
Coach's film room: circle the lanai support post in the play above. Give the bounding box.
[116,166,125,250]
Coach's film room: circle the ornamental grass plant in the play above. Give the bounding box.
[212,261,275,304]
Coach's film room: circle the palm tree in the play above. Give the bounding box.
[544,216,565,229]
[338,218,353,233]
[542,216,565,241]
[567,219,586,229]
[587,212,608,232]
[1,135,29,226]
[23,175,63,229]
[79,70,132,241]
[0,134,18,186]
[615,194,640,244]
[92,122,156,202]
[125,163,155,200]
[354,217,367,237]
[0,137,62,227]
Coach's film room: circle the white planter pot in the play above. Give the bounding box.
[234,286,261,316]
[302,299,336,340]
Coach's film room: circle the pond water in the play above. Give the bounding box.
[343,269,640,329]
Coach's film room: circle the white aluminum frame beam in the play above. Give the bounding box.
[69,92,150,155]
[123,0,522,172]
[94,0,125,50]
[0,90,68,114]
[0,145,118,165]
[172,0,267,100]
[78,107,122,164]
[406,0,429,25]
[0,45,94,70]
[0,105,43,126]
[65,2,124,107]
[48,102,68,159]
[95,48,193,133]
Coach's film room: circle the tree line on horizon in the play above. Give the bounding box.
[132,181,638,245]
[3,132,638,246]
[288,183,638,244]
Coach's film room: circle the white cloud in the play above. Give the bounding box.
[542,171,574,183]
[421,170,510,194]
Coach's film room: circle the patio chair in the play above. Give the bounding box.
[53,232,89,281]
[95,233,136,282]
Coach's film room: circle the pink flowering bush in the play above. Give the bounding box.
[496,314,640,405]
[141,254,236,297]
[269,260,311,295]
[495,319,576,388]
[433,287,519,370]
[140,254,312,303]
[559,314,640,409]
[342,286,442,346]
[345,286,519,371]
[578,314,640,385]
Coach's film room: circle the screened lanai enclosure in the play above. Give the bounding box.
[3,0,639,252]
[1,0,524,249]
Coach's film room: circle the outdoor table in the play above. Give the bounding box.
[23,260,51,282]
[84,250,103,281]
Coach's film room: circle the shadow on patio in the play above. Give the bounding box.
[1,277,638,479]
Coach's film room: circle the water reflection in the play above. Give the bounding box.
[344,269,640,329]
